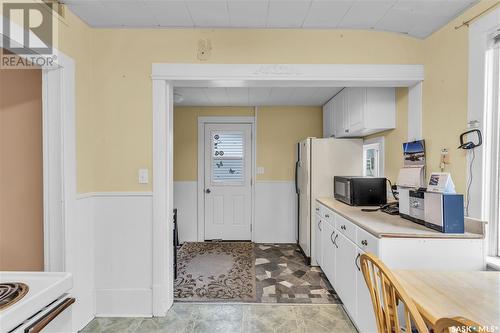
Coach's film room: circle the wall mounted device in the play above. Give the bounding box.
[458,129,482,150]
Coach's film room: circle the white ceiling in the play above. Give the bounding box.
[64,0,477,39]
[174,87,343,106]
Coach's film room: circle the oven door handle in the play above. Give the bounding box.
[24,297,75,333]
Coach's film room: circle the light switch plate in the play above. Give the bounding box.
[257,167,265,175]
[138,169,149,184]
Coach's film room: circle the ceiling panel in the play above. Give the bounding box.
[228,1,269,27]
[144,1,194,27]
[66,0,479,39]
[174,87,343,106]
[186,1,230,27]
[266,1,312,28]
[339,1,396,29]
[302,1,353,28]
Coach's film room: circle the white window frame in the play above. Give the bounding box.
[363,136,385,177]
[468,7,500,259]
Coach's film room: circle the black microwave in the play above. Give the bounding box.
[334,176,387,206]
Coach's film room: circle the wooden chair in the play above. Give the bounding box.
[434,317,482,333]
[360,253,429,333]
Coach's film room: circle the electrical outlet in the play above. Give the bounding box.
[257,167,265,175]
[138,169,149,184]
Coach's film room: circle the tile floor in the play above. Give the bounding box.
[255,244,340,304]
[80,303,358,333]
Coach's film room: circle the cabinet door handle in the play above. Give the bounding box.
[316,207,320,212]
[355,253,361,271]
[361,240,368,246]
[330,230,335,244]
[325,214,330,218]
[333,234,339,248]
[318,220,322,231]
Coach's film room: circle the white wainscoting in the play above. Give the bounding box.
[173,181,297,244]
[254,181,297,243]
[91,193,153,317]
[173,181,198,243]
[71,195,96,331]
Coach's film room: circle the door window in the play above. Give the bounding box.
[211,131,244,183]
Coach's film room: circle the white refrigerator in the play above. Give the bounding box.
[295,137,363,265]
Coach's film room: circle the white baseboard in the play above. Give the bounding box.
[95,288,153,316]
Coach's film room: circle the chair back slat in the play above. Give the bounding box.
[360,253,430,333]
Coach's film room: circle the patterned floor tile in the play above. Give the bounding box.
[255,244,341,304]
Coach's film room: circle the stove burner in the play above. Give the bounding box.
[0,283,29,310]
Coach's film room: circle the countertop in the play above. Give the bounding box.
[316,197,485,239]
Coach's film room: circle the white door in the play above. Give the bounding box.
[347,88,366,133]
[320,219,335,283]
[335,232,358,319]
[314,214,323,266]
[204,123,252,240]
[356,248,377,333]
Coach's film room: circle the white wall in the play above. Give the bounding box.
[174,180,297,243]
[93,193,153,317]
[70,196,96,331]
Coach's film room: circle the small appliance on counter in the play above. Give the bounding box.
[400,189,426,225]
[424,191,464,233]
[334,176,387,206]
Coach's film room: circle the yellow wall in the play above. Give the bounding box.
[56,11,95,193]
[257,106,322,181]
[173,106,322,182]
[420,0,496,195]
[85,29,423,192]
[54,1,493,193]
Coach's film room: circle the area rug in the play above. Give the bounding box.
[174,242,256,302]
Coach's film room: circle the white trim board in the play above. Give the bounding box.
[152,62,425,317]
[197,116,256,242]
[152,64,424,87]
[468,7,500,221]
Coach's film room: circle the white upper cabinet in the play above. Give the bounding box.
[322,87,395,138]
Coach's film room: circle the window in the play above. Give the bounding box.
[484,30,500,256]
[211,131,244,183]
[363,139,384,177]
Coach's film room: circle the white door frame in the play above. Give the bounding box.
[151,63,424,316]
[197,116,256,242]
[0,16,76,273]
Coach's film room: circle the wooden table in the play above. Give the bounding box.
[393,270,500,330]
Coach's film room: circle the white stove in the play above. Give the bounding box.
[0,272,74,333]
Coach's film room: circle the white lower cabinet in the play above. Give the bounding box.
[356,248,378,333]
[335,232,358,321]
[320,219,336,281]
[314,213,323,266]
[316,201,484,333]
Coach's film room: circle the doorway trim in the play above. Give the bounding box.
[0,16,76,273]
[197,116,256,242]
[151,63,424,316]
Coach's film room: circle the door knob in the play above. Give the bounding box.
[205,188,211,194]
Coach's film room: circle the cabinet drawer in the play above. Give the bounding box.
[335,214,357,243]
[322,208,335,225]
[356,227,379,255]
